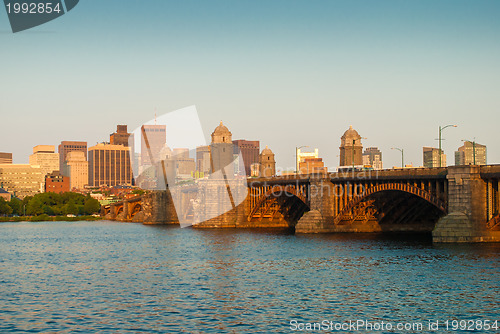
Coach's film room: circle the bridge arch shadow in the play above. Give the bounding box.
[130,202,142,218]
[248,185,310,228]
[334,183,447,232]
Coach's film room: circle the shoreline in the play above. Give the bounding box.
[0,215,103,223]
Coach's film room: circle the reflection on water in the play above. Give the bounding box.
[0,221,499,333]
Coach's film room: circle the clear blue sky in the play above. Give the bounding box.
[1,0,499,169]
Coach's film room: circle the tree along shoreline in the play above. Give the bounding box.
[0,192,102,220]
[0,215,103,222]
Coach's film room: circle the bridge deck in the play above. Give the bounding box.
[249,167,448,186]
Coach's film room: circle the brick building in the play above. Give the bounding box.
[233,140,260,176]
[45,171,70,193]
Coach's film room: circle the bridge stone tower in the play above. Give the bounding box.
[340,126,363,167]
[210,121,233,174]
[259,146,276,177]
[433,165,499,242]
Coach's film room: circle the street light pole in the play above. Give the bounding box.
[296,145,309,174]
[438,124,457,167]
[473,141,476,165]
[391,147,404,168]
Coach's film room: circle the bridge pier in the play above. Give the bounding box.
[142,190,179,224]
[296,176,345,233]
[433,166,500,242]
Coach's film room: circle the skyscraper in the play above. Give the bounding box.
[362,147,383,170]
[29,145,59,176]
[423,147,446,168]
[88,143,132,187]
[140,124,166,166]
[455,141,487,165]
[339,126,363,167]
[232,139,260,176]
[58,141,87,173]
[62,151,89,190]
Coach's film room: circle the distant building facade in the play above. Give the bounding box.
[251,163,260,177]
[0,164,45,198]
[196,145,211,175]
[140,124,166,166]
[423,147,446,168]
[0,152,12,164]
[173,148,189,159]
[88,143,132,187]
[109,125,130,146]
[259,146,276,177]
[299,157,327,174]
[29,145,59,176]
[172,148,196,179]
[362,147,383,170]
[233,140,260,176]
[45,171,70,193]
[297,148,318,171]
[210,122,233,174]
[58,141,87,173]
[62,151,89,190]
[110,125,132,147]
[339,126,363,166]
[455,141,487,166]
[0,188,11,201]
[175,158,196,178]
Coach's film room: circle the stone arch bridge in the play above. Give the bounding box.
[105,165,500,242]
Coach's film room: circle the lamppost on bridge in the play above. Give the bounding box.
[296,145,309,174]
[438,124,457,167]
[462,138,477,165]
[391,147,404,168]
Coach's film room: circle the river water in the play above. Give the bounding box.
[0,221,498,333]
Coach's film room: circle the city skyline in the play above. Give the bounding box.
[1,1,499,169]
[1,2,499,331]
[0,118,491,171]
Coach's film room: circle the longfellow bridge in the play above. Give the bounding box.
[104,165,500,243]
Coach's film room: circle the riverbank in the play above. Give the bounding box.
[0,215,103,222]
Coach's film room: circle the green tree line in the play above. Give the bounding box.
[0,192,101,216]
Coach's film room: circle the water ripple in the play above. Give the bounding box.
[0,221,499,333]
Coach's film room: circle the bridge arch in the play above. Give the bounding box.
[115,205,124,217]
[248,184,309,223]
[334,183,447,228]
[129,202,142,218]
[103,206,111,215]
